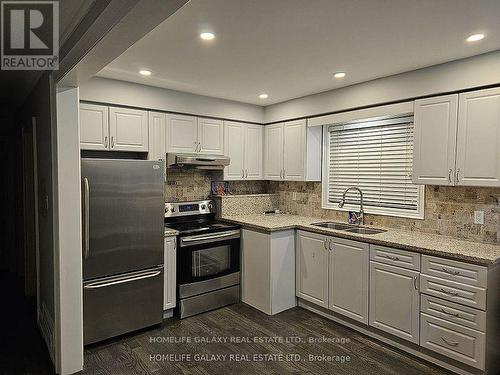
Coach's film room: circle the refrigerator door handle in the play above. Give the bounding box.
[82,177,90,259]
[84,269,162,289]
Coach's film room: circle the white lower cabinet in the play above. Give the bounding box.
[241,228,296,315]
[163,236,176,310]
[369,261,420,343]
[293,229,498,373]
[329,238,369,324]
[296,231,329,309]
[420,313,485,370]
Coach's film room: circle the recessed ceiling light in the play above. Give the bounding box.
[333,72,346,78]
[259,93,268,99]
[139,70,151,76]
[466,33,485,42]
[200,32,215,41]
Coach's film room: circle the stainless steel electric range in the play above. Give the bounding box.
[164,200,241,319]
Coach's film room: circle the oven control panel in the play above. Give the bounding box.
[165,200,213,217]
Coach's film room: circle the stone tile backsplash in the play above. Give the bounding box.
[164,169,268,202]
[269,182,500,243]
[165,169,499,243]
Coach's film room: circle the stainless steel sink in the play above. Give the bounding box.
[311,222,354,230]
[343,227,386,235]
[311,222,386,235]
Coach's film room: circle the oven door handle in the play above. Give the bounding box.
[180,230,240,247]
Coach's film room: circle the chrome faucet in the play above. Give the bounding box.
[338,187,364,225]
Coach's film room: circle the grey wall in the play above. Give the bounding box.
[79,77,265,123]
[264,50,500,123]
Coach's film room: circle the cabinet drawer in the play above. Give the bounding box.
[422,255,487,288]
[420,274,486,310]
[370,245,420,271]
[421,295,486,332]
[420,313,485,370]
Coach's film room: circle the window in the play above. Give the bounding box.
[322,115,424,219]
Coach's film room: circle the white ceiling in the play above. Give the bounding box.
[98,0,500,106]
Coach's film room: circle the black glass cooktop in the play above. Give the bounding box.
[165,219,239,236]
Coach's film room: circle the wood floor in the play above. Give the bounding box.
[83,303,452,375]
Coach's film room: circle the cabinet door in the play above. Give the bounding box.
[241,229,271,314]
[223,121,245,180]
[166,114,198,153]
[244,124,263,179]
[264,123,284,180]
[163,237,176,310]
[456,88,500,187]
[296,231,329,309]
[79,103,109,150]
[413,95,458,185]
[109,107,148,152]
[369,261,420,343]
[147,112,166,161]
[283,120,306,180]
[329,238,369,323]
[198,117,224,154]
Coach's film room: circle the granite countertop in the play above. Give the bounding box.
[164,227,179,237]
[221,214,500,266]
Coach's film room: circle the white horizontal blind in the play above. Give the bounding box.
[328,116,420,211]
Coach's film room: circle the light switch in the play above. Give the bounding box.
[474,211,484,225]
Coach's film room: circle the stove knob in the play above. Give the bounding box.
[208,202,213,210]
[201,204,206,210]
[171,207,176,212]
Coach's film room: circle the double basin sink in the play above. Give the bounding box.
[312,222,386,235]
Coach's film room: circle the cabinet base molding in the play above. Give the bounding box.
[162,309,174,319]
[297,299,484,375]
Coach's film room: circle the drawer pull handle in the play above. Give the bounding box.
[440,288,460,297]
[442,267,461,276]
[441,337,459,347]
[440,308,460,318]
[383,254,401,261]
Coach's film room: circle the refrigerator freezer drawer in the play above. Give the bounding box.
[83,267,163,345]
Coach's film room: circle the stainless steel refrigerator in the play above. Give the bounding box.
[81,159,164,345]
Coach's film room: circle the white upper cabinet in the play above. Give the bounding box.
[224,121,263,180]
[329,238,369,324]
[283,120,306,180]
[456,87,500,187]
[80,103,109,151]
[413,88,500,187]
[224,121,245,179]
[264,123,284,180]
[109,107,148,152]
[147,112,166,161]
[413,95,458,185]
[264,120,321,181]
[166,114,224,155]
[198,117,224,154]
[244,124,263,179]
[166,113,198,153]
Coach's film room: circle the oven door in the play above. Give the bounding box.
[178,229,240,287]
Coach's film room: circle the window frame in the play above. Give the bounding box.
[321,119,425,220]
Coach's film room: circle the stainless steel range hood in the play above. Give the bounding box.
[166,153,230,170]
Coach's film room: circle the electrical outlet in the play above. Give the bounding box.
[292,192,298,201]
[474,210,484,225]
